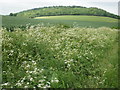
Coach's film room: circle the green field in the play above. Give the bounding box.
[1,11,119,88]
[2,15,118,30]
[2,26,118,88]
[2,16,43,28]
[35,15,117,22]
[35,15,118,28]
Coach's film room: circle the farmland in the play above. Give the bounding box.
[1,6,119,88]
[2,15,118,30]
[2,16,44,29]
[35,15,118,28]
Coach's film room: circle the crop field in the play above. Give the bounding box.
[2,26,118,88]
[2,16,46,30]
[35,15,118,28]
[2,15,119,30]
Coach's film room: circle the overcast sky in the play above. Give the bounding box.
[0,0,119,15]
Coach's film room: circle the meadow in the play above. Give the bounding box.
[2,25,118,88]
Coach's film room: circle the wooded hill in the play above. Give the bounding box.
[10,6,119,19]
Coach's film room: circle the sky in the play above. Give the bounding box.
[0,0,119,15]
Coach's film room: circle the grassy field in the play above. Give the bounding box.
[2,15,118,31]
[1,14,119,88]
[2,16,46,30]
[35,15,118,28]
[35,15,117,22]
[2,26,118,88]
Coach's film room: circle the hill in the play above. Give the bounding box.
[13,6,119,19]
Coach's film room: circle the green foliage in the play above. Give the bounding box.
[2,26,118,88]
[15,6,120,19]
[9,13,17,16]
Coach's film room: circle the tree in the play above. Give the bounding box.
[9,13,14,16]
[9,13,17,16]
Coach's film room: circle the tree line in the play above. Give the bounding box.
[10,6,120,19]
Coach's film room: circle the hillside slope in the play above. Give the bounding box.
[13,6,119,19]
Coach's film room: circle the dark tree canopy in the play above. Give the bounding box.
[9,13,17,16]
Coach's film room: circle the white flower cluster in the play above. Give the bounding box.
[2,26,118,88]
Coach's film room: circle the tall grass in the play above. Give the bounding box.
[1,26,118,88]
